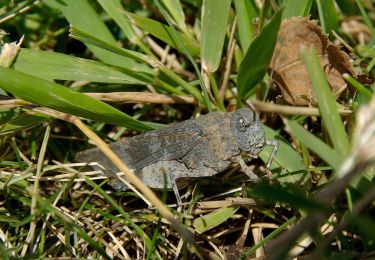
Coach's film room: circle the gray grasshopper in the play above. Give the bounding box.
[76,106,279,205]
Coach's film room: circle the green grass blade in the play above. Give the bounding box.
[302,48,350,156]
[315,0,327,34]
[259,125,309,184]
[85,178,153,249]
[233,0,259,52]
[283,0,312,19]
[343,74,373,100]
[160,0,188,34]
[43,0,147,71]
[36,196,111,260]
[70,27,204,104]
[284,119,342,171]
[123,11,199,56]
[69,27,153,65]
[200,0,231,73]
[0,113,49,135]
[354,0,375,43]
[319,0,339,36]
[243,217,297,257]
[153,0,211,110]
[335,0,358,16]
[0,67,152,131]
[237,8,283,99]
[193,206,240,234]
[245,182,326,211]
[13,48,153,84]
[97,0,137,42]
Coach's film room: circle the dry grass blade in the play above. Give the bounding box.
[21,125,51,256]
[86,92,195,104]
[251,99,351,116]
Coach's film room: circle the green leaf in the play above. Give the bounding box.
[234,0,259,52]
[123,11,200,56]
[0,113,49,135]
[283,0,312,18]
[193,206,239,234]
[237,8,283,98]
[259,125,309,184]
[302,48,350,157]
[200,0,231,72]
[0,67,152,131]
[13,48,153,84]
[284,119,342,171]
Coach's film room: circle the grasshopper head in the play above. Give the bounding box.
[230,107,266,155]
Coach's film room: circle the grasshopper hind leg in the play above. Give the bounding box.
[235,155,261,182]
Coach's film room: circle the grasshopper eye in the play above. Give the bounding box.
[236,117,250,132]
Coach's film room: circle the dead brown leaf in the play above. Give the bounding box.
[268,17,366,106]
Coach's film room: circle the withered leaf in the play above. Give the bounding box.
[269,17,366,106]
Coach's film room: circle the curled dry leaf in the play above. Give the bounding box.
[268,17,368,106]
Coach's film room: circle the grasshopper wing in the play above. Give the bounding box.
[76,118,205,173]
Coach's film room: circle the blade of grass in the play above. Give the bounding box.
[84,178,153,250]
[343,73,373,100]
[237,8,283,99]
[123,11,199,56]
[234,0,259,52]
[36,196,111,260]
[69,27,204,104]
[318,0,339,36]
[160,0,189,34]
[315,0,327,34]
[302,48,350,156]
[284,119,342,171]
[97,0,137,43]
[283,0,312,18]
[0,113,49,135]
[0,67,152,131]
[153,0,212,111]
[43,0,148,72]
[193,206,240,234]
[335,0,359,16]
[242,217,297,258]
[201,0,231,73]
[245,182,326,212]
[97,0,154,56]
[13,48,153,84]
[354,0,375,43]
